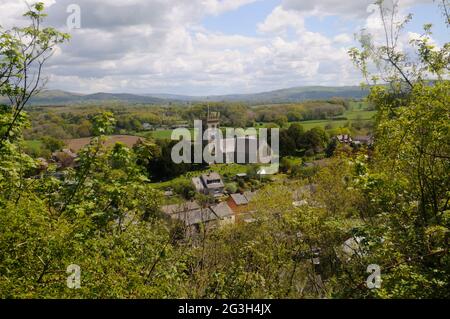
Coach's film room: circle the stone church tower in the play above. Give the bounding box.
[203,110,221,144]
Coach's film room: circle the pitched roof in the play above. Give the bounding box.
[230,191,257,206]
[202,172,221,181]
[353,136,373,144]
[172,208,218,226]
[243,191,256,202]
[230,193,248,206]
[161,201,200,215]
[211,202,234,219]
[201,172,224,189]
[336,134,353,143]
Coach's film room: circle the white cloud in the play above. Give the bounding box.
[333,33,353,44]
[0,0,437,95]
[281,0,433,19]
[258,6,305,34]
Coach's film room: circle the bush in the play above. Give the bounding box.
[225,182,238,194]
[41,136,66,152]
[173,180,196,200]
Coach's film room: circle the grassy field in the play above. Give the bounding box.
[285,100,375,130]
[66,135,143,152]
[145,101,376,140]
[254,107,376,131]
[147,129,197,140]
[147,109,376,140]
[151,163,249,190]
[291,115,374,131]
[24,140,43,153]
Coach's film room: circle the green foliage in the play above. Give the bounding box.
[224,182,238,194]
[337,0,450,298]
[41,136,66,152]
[173,179,196,200]
[280,123,329,157]
[91,112,116,136]
[0,3,69,144]
[0,1,448,300]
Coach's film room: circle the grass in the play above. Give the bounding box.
[24,140,43,152]
[148,109,376,140]
[286,106,376,131]
[133,101,377,140]
[147,130,175,140]
[147,129,198,141]
[151,163,249,190]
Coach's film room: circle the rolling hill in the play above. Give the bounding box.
[0,86,369,106]
[0,90,165,106]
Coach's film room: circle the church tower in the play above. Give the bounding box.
[202,108,221,164]
[203,109,220,144]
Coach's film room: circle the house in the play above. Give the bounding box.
[210,202,235,225]
[161,201,217,236]
[235,173,247,179]
[51,149,77,169]
[192,172,225,197]
[161,200,235,236]
[335,134,353,144]
[227,192,256,211]
[353,135,374,146]
[142,123,153,131]
[160,201,200,215]
[229,193,248,207]
[172,207,217,227]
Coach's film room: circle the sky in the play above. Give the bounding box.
[0,0,448,95]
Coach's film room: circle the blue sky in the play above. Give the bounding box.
[203,1,447,44]
[203,0,281,37]
[2,0,448,95]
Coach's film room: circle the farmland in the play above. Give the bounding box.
[66,135,143,152]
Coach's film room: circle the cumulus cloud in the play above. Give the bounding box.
[281,0,433,19]
[0,0,438,95]
[258,6,305,34]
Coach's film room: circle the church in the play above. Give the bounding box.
[201,111,273,165]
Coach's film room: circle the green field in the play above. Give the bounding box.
[24,140,43,152]
[141,102,377,140]
[292,114,375,131]
[290,101,376,130]
[151,163,249,190]
[146,129,197,140]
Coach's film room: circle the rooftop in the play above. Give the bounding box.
[161,201,201,215]
[172,208,218,226]
[210,202,234,219]
[230,193,248,206]
[201,172,224,189]
[230,191,257,206]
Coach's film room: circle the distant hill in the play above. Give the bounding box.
[196,86,369,104]
[0,90,166,106]
[145,86,369,104]
[0,86,369,106]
